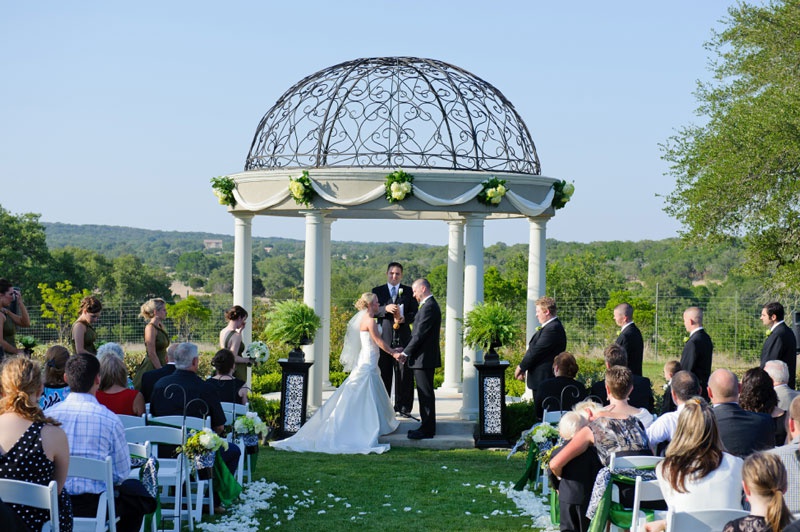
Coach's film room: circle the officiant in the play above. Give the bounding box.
[373,262,418,417]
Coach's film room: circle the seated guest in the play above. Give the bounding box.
[151,342,240,510]
[49,353,151,532]
[96,354,145,416]
[764,359,800,412]
[0,356,73,531]
[767,395,800,515]
[660,360,681,415]
[647,370,701,454]
[534,352,587,421]
[644,398,744,532]
[709,368,775,457]
[207,349,249,405]
[740,367,788,446]
[97,342,134,389]
[590,344,654,413]
[39,344,71,410]
[549,411,602,532]
[140,343,177,403]
[723,452,792,532]
[550,365,651,478]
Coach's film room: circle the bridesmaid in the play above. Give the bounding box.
[70,296,102,354]
[133,298,169,390]
[219,305,251,382]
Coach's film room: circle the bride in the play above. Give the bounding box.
[271,292,402,454]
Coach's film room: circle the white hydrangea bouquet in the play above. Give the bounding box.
[180,428,229,459]
[245,341,270,364]
[234,411,269,438]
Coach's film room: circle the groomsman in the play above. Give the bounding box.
[401,278,441,439]
[680,306,713,399]
[761,302,797,389]
[614,302,644,376]
[515,297,567,396]
[373,262,418,416]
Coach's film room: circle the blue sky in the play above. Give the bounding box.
[1,1,738,246]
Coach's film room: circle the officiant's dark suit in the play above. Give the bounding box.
[516,298,567,394]
[373,263,418,414]
[402,279,441,438]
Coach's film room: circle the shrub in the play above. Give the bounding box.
[504,400,535,442]
[251,372,282,394]
[247,394,281,438]
[329,371,347,387]
[505,377,526,397]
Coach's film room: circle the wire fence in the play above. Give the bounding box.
[15,293,796,367]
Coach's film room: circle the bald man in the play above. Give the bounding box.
[708,368,774,457]
[680,307,713,399]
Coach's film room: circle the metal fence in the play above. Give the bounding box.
[17,293,793,366]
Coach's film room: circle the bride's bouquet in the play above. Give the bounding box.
[245,341,270,364]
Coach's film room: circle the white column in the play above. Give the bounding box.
[524,217,547,400]
[460,214,484,420]
[321,217,333,390]
[302,211,326,407]
[441,220,464,392]
[233,213,254,386]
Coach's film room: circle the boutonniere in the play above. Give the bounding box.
[683,336,689,343]
[398,288,403,297]
[536,325,543,332]
[662,383,669,391]
[765,329,772,337]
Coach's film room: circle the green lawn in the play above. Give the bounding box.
[197,446,553,531]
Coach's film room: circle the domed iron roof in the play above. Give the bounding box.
[245,57,540,174]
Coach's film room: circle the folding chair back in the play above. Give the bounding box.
[0,478,60,532]
[68,456,117,532]
[665,508,749,532]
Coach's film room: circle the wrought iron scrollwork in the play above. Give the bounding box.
[246,57,540,174]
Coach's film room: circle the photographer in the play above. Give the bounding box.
[0,279,31,357]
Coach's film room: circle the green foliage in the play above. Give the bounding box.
[329,371,347,387]
[251,372,282,394]
[384,169,414,202]
[0,205,52,302]
[476,177,507,207]
[288,170,315,206]
[595,290,656,344]
[662,0,800,294]
[504,400,535,442]
[263,300,321,347]
[505,377,526,397]
[247,395,281,434]
[38,280,91,343]
[463,302,520,351]
[210,176,237,207]
[167,296,212,341]
[551,180,575,209]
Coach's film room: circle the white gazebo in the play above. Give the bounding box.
[223,57,564,420]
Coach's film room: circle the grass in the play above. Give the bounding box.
[199,446,542,531]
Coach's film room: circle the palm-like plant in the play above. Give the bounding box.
[263,300,322,361]
[463,302,519,364]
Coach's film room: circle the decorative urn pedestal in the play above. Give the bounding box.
[473,346,511,448]
[276,346,314,439]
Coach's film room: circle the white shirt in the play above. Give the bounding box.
[646,403,684,448]
[620,322,634,332]
[689,326,705,338]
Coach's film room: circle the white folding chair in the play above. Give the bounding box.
[118,414,147,429]
[0,478,60,532]
[541,409,566,424]
[68,456,117,532]
[125,426,193,532]
[220,402,249,426]
[629,475,665,532]
[608,453,664,532]
[126,442,157,532]
[665,508,749,532]
[147,415,215,520]
[221,402,255,484]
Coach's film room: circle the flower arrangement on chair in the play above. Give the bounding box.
[289,170,315,206]
[234,412,270,454]
[179,427,229,479]
[211,176,237,207]
[476,177,508,206]
[384,169,414,203]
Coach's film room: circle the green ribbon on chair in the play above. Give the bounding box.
[549,489,560,525]
[587,472,656,532]
[513,446,539,491]
[213,452,243,506]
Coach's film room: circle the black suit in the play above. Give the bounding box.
[534,377,587,421]
[403,296,441,436]
[590,375,655,413]
[762,322,797,389]
[713,402,775,457]
[549,445,602,532]
[616,323,644,376]
[372,283,418,412]
[660,384,677,415]
[140,363,176,403]
[680,328,713,398]
[519,319,567,393]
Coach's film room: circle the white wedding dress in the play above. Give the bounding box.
[271,330,400,454]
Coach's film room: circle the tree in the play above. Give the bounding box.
[168,296,212,341]
[663,1,800,293]
[0,205,52,301]
[38,280,91,343]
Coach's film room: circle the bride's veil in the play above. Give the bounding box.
[340,309,367,372]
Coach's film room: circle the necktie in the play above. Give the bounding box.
[391,286,397,300]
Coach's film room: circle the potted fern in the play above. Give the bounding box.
[263,300,322,362]
[463,302,518,365]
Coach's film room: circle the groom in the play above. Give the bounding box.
[401,278,441,439]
